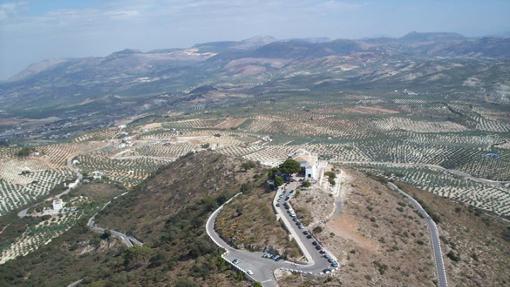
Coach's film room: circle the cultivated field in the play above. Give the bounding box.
[0,196,94,264]
[1,94,509,266]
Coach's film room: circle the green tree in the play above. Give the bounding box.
[325,171,336,185]
[268,167,279,178]
[313,226,323,233]
[89,280,108,287]
[241,161,256,171]
[124,246,153,268]
[240,183,253,194]
[148,253,165,268]
[278,159,301,174]
[324,171,336,179]
[16,147,33,157]
[274,176,284,187]
[100,230,111,240]
[175,278,198,287]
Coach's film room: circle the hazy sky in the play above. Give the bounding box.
[1,0,510,79]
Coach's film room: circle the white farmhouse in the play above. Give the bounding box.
[52,198,64,211]
[92,170,104,180]
[290,149,327,181]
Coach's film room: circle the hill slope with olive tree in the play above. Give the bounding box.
[0,152,266,286]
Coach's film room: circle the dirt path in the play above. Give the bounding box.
[326,213,379,252]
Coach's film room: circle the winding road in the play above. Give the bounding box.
[206,182,339,286]
[388,182,448,287]
[86,192,142,248]
[17,156,83,218]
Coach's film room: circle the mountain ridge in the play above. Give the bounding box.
[9,31,510,83]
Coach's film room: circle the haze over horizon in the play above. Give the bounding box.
[1,0,510,80]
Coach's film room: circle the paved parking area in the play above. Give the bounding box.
[206,180,341,286]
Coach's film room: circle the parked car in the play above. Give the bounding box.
[232,259,240,264]
[247,270,254,275]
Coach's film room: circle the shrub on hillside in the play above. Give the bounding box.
[274,176,284,187]
[241,161,257,171]
[278,159,301,174]
[16,147,33,157]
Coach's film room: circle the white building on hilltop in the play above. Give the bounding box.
[289,149,327,181]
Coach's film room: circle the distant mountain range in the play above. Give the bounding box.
[6,32,510,83]
[0,32,509,123]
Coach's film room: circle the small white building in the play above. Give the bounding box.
[52,198,64,211]
[68,181,79,189]
[261,135,272,142]
[92,171,104,180]
[290,149,327,181]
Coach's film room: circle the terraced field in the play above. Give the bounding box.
[76,153,171,189]
[0,196,95,264]
[0,96,509,267]
[350,163,510,216]
[150,105,510,217]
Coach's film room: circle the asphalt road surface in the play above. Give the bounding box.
[87,213,142,248]
[206,182,340,287]
[86,192,141,248]
[388,182,448,287]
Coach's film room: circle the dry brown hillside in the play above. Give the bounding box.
[398,182,510,287]
[283,169,509,287]
[281,169,437,286]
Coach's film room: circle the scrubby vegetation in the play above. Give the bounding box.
[16,147,34,157]
[324,171,336,185]
[1,33,510,287]
[398,182,510,286]
[0,152,257,286]
[215,184,303,261]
